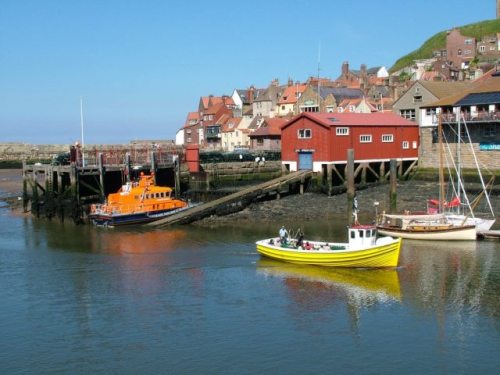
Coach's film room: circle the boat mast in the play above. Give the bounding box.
[438,112,445,214]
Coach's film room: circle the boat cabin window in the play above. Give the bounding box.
[359,230,364,238]
[350,231,356,239]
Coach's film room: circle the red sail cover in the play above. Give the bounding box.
[427,196,461,213]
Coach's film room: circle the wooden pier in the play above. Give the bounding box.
[22,148,181,222]
[148,170,313,226]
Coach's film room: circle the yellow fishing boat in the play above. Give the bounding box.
[256,225,401,268]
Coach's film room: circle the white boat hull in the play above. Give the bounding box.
[377,225,477,240]
[445,215,495,232]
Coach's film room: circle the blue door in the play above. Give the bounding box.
[298,152,313,170]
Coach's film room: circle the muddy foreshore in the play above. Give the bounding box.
[195,179,500,227]
[1,169,498,227]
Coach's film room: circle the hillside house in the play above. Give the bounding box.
[419,68,500,170]
[249,118,288,151]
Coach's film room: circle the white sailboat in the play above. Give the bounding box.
[377,112,477,240]
[437,112,495,231]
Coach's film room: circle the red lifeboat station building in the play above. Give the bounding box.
[280,112,419,173]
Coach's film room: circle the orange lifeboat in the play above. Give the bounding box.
[89,173,188,226]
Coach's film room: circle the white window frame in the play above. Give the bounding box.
[412,141,417,149]
[360,135,372,143]
[298,129,312,139]
[402,141,409,149]
[382,134,394,142]
[336,127,349,136]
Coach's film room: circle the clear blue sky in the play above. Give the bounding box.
[0,0,495,144]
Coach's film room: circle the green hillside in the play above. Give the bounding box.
[389,19,500,73]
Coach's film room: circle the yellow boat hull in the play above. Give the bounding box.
[256,237,402,268]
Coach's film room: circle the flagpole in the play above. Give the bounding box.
[80,96,85,166]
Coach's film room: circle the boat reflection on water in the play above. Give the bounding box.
[88,227,189,255]
[256,258,401,307]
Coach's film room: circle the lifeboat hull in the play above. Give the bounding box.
[90,206,189,227]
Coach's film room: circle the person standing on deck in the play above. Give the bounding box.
[279,226,288,244]
[352,194,360,226]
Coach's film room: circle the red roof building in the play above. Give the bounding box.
[281,112,419,171]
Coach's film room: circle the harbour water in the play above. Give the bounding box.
[0,204,499,374]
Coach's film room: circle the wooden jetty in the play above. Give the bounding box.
[22,147,181,222]
[148,170,313,226]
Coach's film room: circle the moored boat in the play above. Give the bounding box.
[376,213,477,240]
[255,225,401,268]
[89,173,188,226]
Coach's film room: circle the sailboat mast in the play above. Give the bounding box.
[438,113,445,214]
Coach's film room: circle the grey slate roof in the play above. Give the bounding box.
[456,92,500,106]
[313,86,364,102]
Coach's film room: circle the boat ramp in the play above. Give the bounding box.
[148,170,313,226]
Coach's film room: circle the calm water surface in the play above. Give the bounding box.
[0,204,499,374]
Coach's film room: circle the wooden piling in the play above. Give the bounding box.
[390,159,397,212]
[346,149,355,221]
[327,164,333,196]
[98,153,105,200]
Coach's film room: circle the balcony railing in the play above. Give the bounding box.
[441,111,500,123]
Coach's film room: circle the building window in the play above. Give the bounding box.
[257,138,263,145]
[412,141,418,149]
[302,106,319,113]
[360,135,372,143]
[382,134,394,142]
[479,45,486,53]
[298,129,312,138]
[187,137,192,143]
[281,105,285,110]
[402,141,409,149]
[413,95,422,103]
[483,124,496,137]
[465,39,473,45]
[425,108,437,116]
[336,127,349,136]
[400,109,416,120]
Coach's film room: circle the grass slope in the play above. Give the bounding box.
[390,19,500,73]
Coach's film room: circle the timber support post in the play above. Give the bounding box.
[379,162,386,182]
[98,153,105,201]
[327,164,333,196]
[346,149,355,221]
[150,151,157,184]
[390,159,397,213]
[125,153,131,183]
